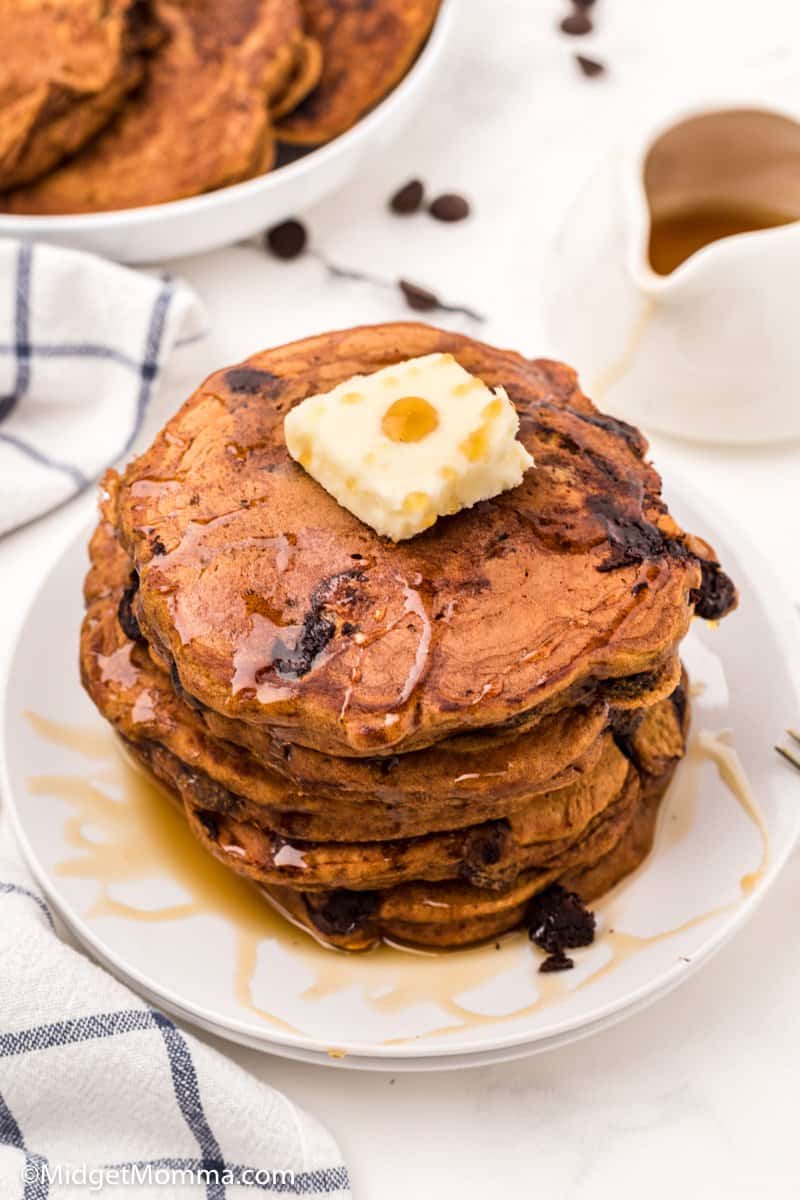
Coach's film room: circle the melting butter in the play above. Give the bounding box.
[283,353,532,541]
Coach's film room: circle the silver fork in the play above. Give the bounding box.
[776,729,800,771]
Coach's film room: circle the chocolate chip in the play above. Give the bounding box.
[540,951,574,973]
[118,575,142,642]
[690,560,737,621]
[390,179,424,214]
[588,495,688,572]
[271,568,365,679]
[305,889,379,936]
[398,279,440,311]
[225,367,282,395]
[670,681,688,732]
[528,884,596,955]
[150,536,166,556]
[576,53,605,76]
[429,193,470,222]
[561,11,592,35]
[265,219,308,260]
[197,811,219,841]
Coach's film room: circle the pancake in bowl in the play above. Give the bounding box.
[0,0,161,190]
[275,0,441,145]
[2,0,302,213]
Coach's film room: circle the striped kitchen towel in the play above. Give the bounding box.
[0,820,351,1199]
[0,238,208,536]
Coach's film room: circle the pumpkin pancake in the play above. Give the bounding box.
[270,36,324,120]
[81,507,613,842]
[2,0,301,214]
[0,0,161,191]
[258,687,689,949]
[113,323,735,757]
[275,0,441,145]
[129,731,633,893]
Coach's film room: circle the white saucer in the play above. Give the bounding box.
[2,474,798,1069]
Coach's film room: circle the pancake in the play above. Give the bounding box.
[259,688,689,949]
[270,36,324,120]
[126,730,632,892]
[1,0,301,214]
[0,0,160,190]
[275,0,441,146]
[113,322,735,757]
[81,508,614,841]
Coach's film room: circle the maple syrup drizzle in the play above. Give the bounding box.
[25,711,768,1044]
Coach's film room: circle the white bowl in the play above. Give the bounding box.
[0,0,454,264]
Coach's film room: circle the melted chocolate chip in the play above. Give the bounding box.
[528,884,596,955]
[690,559,737,620]
[570,408,648,457]
[305,889,379,936]
[588,496,688,572]
[389,179,424,214]
[272,569,366,679]
[540,951,574,973]
[271,611,335,679]
[670,681,688,732]
[224,367,283,395]
[197,811,219,841]
[150,536,166,556]
[184,770,239,815]
[118,574,142,642]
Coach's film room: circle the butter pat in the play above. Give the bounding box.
[284,353,533,540]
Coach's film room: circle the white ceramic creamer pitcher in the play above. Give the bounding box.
[542,104,800,444]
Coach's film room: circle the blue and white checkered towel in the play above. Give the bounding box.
[0,238,208,536]
[0,820,351,1199]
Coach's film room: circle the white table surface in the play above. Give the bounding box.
[2,1,800,1195]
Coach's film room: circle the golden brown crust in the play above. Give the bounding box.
[257,689,689,949]
[270,36,324,120]
[81,504,615,841]
[2,0,301,213]
[113,323,727,756]
[275,0,441,145]
[0,0,160,190]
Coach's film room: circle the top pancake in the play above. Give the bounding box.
[0,0,158,190]
[275,0,441,145]
[115,322,736,757]
[1,0,301,214]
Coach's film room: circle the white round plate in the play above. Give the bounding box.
[2,474,799,1070]
[0,1,454,264]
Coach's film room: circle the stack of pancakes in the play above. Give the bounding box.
[80,323,737,950]
[1,0,441,212]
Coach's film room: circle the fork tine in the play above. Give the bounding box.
[787,729,800,748]
[776,744,800,772]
